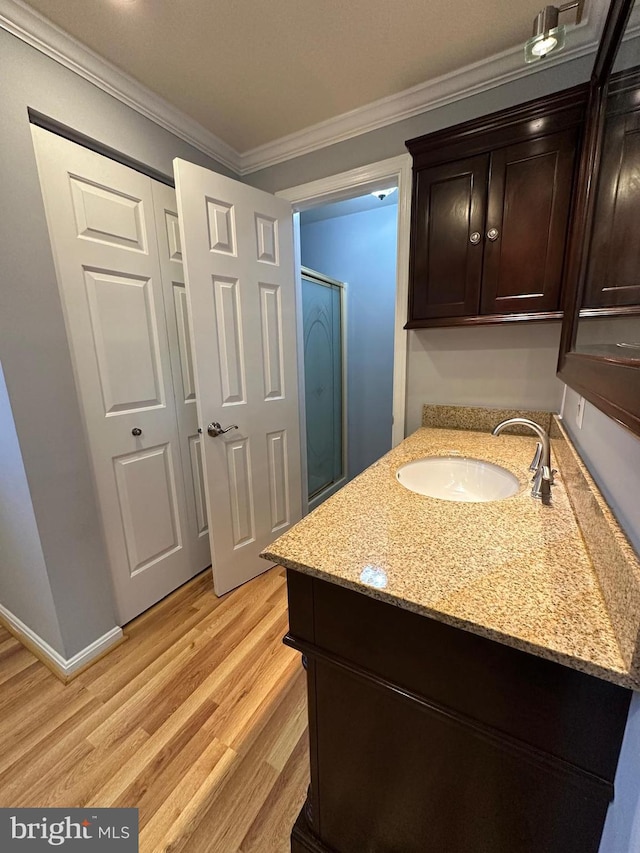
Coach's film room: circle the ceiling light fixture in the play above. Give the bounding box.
[371,187,397,201]
[524,2,583,63]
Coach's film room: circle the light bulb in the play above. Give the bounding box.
[524,24,566,63]
[371,187,397,201]
[532,35,558,56]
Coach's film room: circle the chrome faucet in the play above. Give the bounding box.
[491,418,555,501]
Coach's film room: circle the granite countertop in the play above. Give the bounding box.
[262,422,639,689]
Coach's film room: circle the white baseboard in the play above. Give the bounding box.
[0,601,123,679]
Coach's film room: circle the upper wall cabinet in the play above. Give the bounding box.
[558,0,640,438]
[583,68,640,310]
[405,88,588,328]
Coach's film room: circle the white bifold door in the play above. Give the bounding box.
[32,128,302,620]
[174,160,302,596]
[33,127,211,623]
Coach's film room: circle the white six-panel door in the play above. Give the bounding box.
[174,159,302,596]
[32,128,209,623]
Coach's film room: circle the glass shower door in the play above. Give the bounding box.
[301,269,344,504]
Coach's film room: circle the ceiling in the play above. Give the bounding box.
[19,0,582,154]
[301,190,398,226]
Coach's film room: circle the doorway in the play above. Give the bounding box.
[279,156,412,513]
[299,192,398,504]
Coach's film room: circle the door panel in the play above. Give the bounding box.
[172,284,197,403]
[84,269,165,413]
[69,175,147,251]
[174,159,302,596]
[206,198,236,254]
[226,437,256,547]
[114,444,182,573]
[213,276,247,405]
[481,130,577,315]
[255,214,279,263]
[189,434,209,536]
[410,156,488,319]
[259,283,285,400]
[266,430,290,531]
[32,127,205,623]
[164,210,182,261]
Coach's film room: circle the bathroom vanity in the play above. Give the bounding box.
[262,413,640,853]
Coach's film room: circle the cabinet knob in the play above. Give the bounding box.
[487,228,500,241]
[469,231,481,245]
[131,427,142,437]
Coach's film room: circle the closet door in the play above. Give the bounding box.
[151,182,211,571]
[174,159,303,597]
[32,127,199,624]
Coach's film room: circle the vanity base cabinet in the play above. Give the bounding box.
[286,570,631,853]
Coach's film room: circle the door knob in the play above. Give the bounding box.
[487,228,500,241]
[207,422,238,437]
[469,231,481,245]
[131,427,142,437]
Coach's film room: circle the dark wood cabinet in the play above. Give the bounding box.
[584,69,640,309]
[286,569,631,853]
[406,88,587,328]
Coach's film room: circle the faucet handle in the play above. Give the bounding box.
[529,441,543,472]
[531,466,556,499]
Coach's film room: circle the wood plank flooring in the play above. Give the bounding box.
[0,567,308,852]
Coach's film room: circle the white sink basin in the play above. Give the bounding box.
[396,456,520,503]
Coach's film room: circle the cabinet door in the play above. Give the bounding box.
[584,110,640,308]
[481,130,577,315]
[409,156,488,320]
[313,660,610,853]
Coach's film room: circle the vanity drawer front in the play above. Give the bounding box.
[304,573,630,782]
[313,659,610,853]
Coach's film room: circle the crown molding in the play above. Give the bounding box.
[0,0,241,173]
[238,1,608,175]
[1,0,609,178]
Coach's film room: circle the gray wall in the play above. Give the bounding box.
[561,388,640,853]
[405,324,564,434]
[301,203,398,480]
[562,387,640,555]
[0,28,234,656]
[0,362,65,654]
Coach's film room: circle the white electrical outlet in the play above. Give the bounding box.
[576,395,586,429]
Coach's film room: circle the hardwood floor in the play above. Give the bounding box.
[0,567,308,852]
